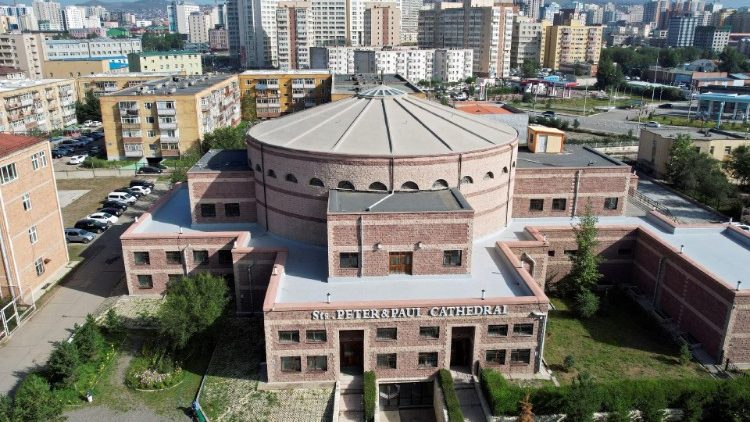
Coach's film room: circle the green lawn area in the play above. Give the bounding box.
[651,114,750,131]
[545,295,710,385]
[67,244,87,261]
[512,97,636,115]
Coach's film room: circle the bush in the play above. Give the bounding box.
[565,373,599,422]
[522,92,534,103]
[46,341,80,387]
[480,368,524,415]
[12,374,63,422]
[363,371,376,422]
[437,369,463,422]
[104,308,125,337]
[574,290,600,318]
[573,119,581,128]
[679,342,692,365]
[125,341,183,390]
[564,355,576,372]
[0,395,12,422]
[74,315,105,361]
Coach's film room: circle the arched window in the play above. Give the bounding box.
[255,164,262,172]
[502,166,509,174]
[285,173,298,183]
[309,178,324,187]
[267,169,277,178]
[461,176,473,184]
[338,181,355,190]
[369,181,387,191]
[484,172,494,180]
[432,179,449,189]
[400,181,419,190]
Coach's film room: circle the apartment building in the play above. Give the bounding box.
[399,0,423,43]
[693,25,730,53]
[542,21,602,71]
[188,11,212,44]
[100,74,241,160]
[276,1,312,70]
[238,70,331,119]
[127,51,202,75]
[32,0,63,31]
[363,3,400,48]
[74,72,177,98]
[0,134,68,307]
[510,16,549,70]
[0,33,45,80]
[433,49,474,82]
[43,38,142,61]
[667,15,698,47]
[42,59,129,78]
[0,78,77,134]
[209,28,228,51]
[168,1,200,34]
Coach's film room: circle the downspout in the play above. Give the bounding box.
[389,157,394,191]
[505,146,514,226]
[260,143,269,231]
[571,169,581,217]
[652,257,666,308]
[358,216,364,277]
[536,312,548,373]
[457,154,463,188]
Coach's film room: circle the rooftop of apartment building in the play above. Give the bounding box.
[332,73,422,96]
[0,78,69,93]
[79,72,179,79]
[0,133,43,157]
[132,50,200,57]
[45,37,140,43]
[240,69,331,76]
[642,127,749,141]
[516,144,627,168]
[107,74,235,96]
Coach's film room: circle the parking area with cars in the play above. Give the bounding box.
[51,128,106,167]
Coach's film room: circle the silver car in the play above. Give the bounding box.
[65,228,95,244]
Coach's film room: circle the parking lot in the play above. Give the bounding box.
[51,126,106,168]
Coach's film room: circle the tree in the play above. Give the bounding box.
[679,342,692,365]
[725,145,750,187]
[564,355,576,372]
[575,290,600,318]
[240,95,257,122]
[518,393,534,422]
[158,273,230,350]
[666,134,694,186]
[201,122,248,151]
[719,47,750,73]
[0,395,12,422]
[12,374,63,422]
[596,56,623,90]
[74,90,101,124]
[74,315,104,361]
[521,58,540,79]
[564,204,602,296]
[46,341,80,387]
[565,372,598,422]
[141,33,184,51]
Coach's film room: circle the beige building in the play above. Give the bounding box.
[100,74,240,160]
[363,3,400,47]
[127,51,202,75]
[0,134,68,307]
[238,70,332,118]
[543,21,603,71]
[0,78,77,134]
[527,125,565,153]
[42,59,130,79]
[510,17,549,70]
[188,12,213,44]
[75,72,179,99]
[275,1,312,70]
[638,127,750,179]
[0,33,45,80]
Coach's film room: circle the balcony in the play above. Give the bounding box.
[20,98,33,106]
[124,147,143,158]
[292,92,305,98]
[122,136,143,144]
[292,82,304,88]
[61,99,74,107]
[120,108,140,117]
[104,85,119,92]
[304,82,317,89]
[160,134,179,143]
[156,107,176,116]
[305,101,317,108]
[159,121,177,130]
[160,149,180,157]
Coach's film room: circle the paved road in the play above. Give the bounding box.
[636,177,726,224]
[0,190,162,394]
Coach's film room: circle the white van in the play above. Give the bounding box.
[107,192,136,204]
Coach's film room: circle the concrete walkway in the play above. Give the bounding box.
[636,177,725,224]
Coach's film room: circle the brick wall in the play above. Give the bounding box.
[188,170,257,224]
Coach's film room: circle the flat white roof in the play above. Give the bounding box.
[240,69,331,75]
[0,78,70,92]
[79,72,178,78]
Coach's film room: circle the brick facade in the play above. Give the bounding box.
[188,170,257,224]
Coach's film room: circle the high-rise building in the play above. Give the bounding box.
[542,21,602,71]
[510,17,548,71]
[188,11,213,44]
[726,11,750,33]
[211,2,227,27]
[168,1,200,34]
[363,3,400,47]
[62,6,85,30]
[209,28,229,51]
[276,1,312,69]
[226,0,283,68]
[311,0,346,47]
[521,0,542,20]
[399,0,424,43]
[0,33,45,79]
[32,0,63,30]
[666,15,698,47]
[693,25,730,52]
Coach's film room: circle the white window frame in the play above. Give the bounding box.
[29,225,38,244]
[22,192,31,211]
[34,257,44,276]
[1,163,17,184]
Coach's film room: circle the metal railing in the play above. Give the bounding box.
[628,188,679,222]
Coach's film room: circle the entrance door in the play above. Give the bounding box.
[339,330,364,375]
[389,252,413,275]
[450,327,475,369]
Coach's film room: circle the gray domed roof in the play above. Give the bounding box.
[247,87,518,157]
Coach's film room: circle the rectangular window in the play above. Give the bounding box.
[513,324,534,336]
[218,250,232,264]
[547,250,555,257]
[724,146,731,155]
[510,349,531,365]
[200,203,216,217]
[134,251,150,265]
[30,151,47,170]
[529,199,544,211]
[279,330,300,343]
[224,203,240,217]
[339,252,359,269]
[306,330,327,342]
[307,356,327,371]
[618,248,632,256]
[419,326,440,339]
[146,116,155,123]
[443,250,462,266]
[604,197,619,210]
[28,225,38,244]
[418,352,438,368]
[488,324,508,337]
[377,353,397,369]
[1,163,17,184]
[22,193,31,210]
[34,257,45,276]
[376,327,397,340]
[552,198,567,211]
[193,250,209,264]
[165,251,182,265]
[486,350,506,365]
[280,356,301,372]
[709,146,715,155]
[137,274,153,288]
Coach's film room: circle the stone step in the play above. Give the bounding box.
[338,410,364,422]
[339,392,363,412]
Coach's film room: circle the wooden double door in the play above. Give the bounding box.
[389,252,413,275]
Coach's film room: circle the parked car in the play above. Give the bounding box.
[74,219,109,233]
[114,187,142,198]
[542,110,556,117]
[658,103,673,109]
[101,200,128,211]
[645,121,661,128]
[98,207,124,217]
[137,166,163,174]
[130,179,155,190]
[106,192,137,204]
[68,155,88,165]
[89,146,101,155]
[129,185,151,195]
[65,228,95,243]
[51,148,69,158]
[86,212,118,224]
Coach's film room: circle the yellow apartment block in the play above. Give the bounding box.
[543,21,603,71]
[238,70,332,119]
[75,72,181,98]
[100,74,240,160]
[42,59,129,79]
[127,51,203,75]
[0,78,77,134]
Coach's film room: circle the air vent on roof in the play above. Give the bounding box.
[169,88,176,94]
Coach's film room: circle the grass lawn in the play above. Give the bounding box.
[545,295,710,385]
[512,97,635,115]
[67,244,88,261]
[652,114,750,131]
[57,177,134,226]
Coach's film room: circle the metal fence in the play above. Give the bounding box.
[628,189,679,222]
[0,289,36,343]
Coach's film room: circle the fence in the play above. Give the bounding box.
[0,288,36,343]
[628,189,679,222]
[55,168,139,179]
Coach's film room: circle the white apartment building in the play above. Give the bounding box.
[510,16,548,70]
[188,11,213,44]
[276,1,312,70]
[311,0,347,47]
[0,33,45,79]
[169,1,200,34]
[0,4,38,31]
[433,48,473,82]
[0,78,77,133]
[32,0,63,30]
[62,6,85,30]
[399,0,424,43]
[44,38,142,61]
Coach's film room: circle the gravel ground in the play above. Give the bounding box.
[65,406,178,422]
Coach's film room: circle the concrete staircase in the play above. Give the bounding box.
[338,374,364,422]
[451,370,486,422]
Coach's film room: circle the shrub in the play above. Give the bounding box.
[573,118,581,128]
[437,369,464,422]
[480,368,524,415]
[104,308,125,336]
[574,290,600,318]
[563,355,576,372]
[564,373,599,422]
[363,371,376,422]
[522,92,533,103]
[0,395,12,422]
[46,341,80,387]
[12,374,63,422]
[125,340,183,390]
[679,342,691,365]
[74,315,105,361]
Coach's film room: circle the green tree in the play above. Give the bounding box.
[46,341,80,387]
[141,33,184,51]
[240,95,257,122]
[725,145,750,187]
[74,90,102,124]
[565,372,599,422]
[158,273,230,350]
[719,47,750,73]
[201,122,248,151]
[0,395,12,422]
[74,315,104,361]
[666,134,694,186]
[564,204,603,297]
[12,374,63,422]
[521,58,540,79]
[575,289,600,318]
[595,56,623,90]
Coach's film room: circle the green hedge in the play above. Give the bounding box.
[363,371,376,422]
[437,369,464,422]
